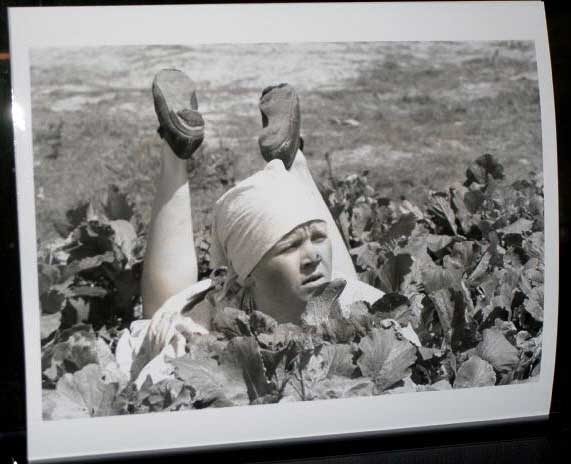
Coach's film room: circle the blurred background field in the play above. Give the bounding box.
[30,41,541,244]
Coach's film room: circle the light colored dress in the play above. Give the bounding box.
[116,277,385,389]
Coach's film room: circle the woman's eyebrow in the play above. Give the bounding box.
[309,222,327,233]
[277,228,305,245]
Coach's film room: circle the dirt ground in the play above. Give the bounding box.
[30,41,542,244]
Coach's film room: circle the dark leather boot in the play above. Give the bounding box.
[152,69,205,159]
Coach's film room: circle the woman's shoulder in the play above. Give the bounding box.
[164,278,215,308]
[338,278,384,308]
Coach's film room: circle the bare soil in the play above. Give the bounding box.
[30,41,542,243]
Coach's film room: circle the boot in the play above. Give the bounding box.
[257,83,301,170]
[152,69,205,159]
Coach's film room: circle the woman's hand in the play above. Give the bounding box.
[132,282,212,379]
[145,302,209,361]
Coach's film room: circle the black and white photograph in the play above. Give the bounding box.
[33,39,546,418]
[8,3,558,462]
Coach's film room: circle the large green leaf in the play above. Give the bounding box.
[38,262,62,296]
[301,279,347,328]
[429,289,454,342]
[421,266,459,293]
[41,313,62,342]
[497,218,534,235]
[465,154,505,186]
[476,328,520,373]
[171,356,229,406]
[379,213,417,246]
[301,280,371,343]
[426,234,457,254]
[427,287,480,352]
[108,219,138,265]
[523,232,544,262]
[427,191,457,235]
[294,352,329,400]
[357,327,417,392]
[453,355,496,388]
[450,183,479,235]
[467,249,493,286]
[370,293,413,326]
[128,378,188,413]
[320,343,356,378]
[70,221,116,259]
[350,242,381,271]
[257,323,304,349]
[249,310,279,335]
[46,364,120,420]
[350,201,373,241]
[523,286,544,323]
[312,376,375,400]
[212,307,251,339]
[43,329,114,383]
[62,252,116,280]
[223,336,274,403]
[104,185,134,221]
[377,254,413,293]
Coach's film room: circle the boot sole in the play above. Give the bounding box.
[258,84,300,170]
[152,69,205,159]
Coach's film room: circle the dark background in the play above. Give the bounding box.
[0,1,569,463]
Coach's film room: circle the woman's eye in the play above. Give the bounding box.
[311,233,327,242]
[281,241,300,253]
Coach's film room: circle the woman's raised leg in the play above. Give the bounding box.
[141,143,198,319]
[142,69,206,318]
[257,83,357,280]
[290,150,358,281]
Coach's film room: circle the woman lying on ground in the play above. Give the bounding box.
[128,70,386,380]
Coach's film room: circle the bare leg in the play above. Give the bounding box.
[141,143,198,318]
[289,150,358,281]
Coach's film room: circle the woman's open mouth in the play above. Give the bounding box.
[302,273,325,286]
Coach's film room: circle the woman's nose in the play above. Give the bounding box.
[300,241,321,267]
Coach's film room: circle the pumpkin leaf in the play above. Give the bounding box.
[171,356,225,404]
[320,343,356,378]
[108,219,138,265]
[426,234,457,254]
[370,293,413,326]
[476,328,520,373]
[523,286,544,322]
[312,376,375,400]
[301,279,347,327]
[453,355,496,388]
[357,327,417,392]
[249,310,279,335]
[350,242,381,271]
[497,218,534,235]
[377,253,413,293]
[427,191,457,235]
[450,183,479,235]
[41,312,62,342]
[47,364,119,420]
[42,328,113,383]
[223,336,274,403]
[212,307,251,339]
[465,153,505,186]
[379,213,417,246]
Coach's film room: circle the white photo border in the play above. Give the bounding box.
[8,2,558,463]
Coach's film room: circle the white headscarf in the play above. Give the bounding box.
[211,159,327,285]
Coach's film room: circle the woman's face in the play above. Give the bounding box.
[250,220,333,323]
